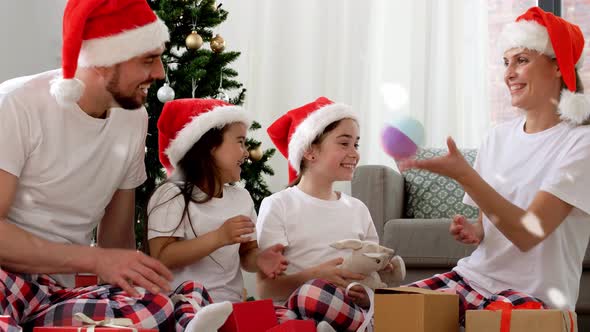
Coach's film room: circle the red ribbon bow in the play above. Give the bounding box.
[485,301,575,332]
[485,301,543,332]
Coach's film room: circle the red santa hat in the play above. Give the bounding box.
[499,6,589,125]
[158,99,251,175]
[50,0,169,106]
[267,96,358,183]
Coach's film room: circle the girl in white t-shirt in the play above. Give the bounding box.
[257,97,405,331]
[398,7,590,326]
[146,99,288,331]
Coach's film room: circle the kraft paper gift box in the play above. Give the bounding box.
[374,287,459,332]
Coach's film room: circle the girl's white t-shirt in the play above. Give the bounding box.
[257,186,379,303]
[148,183,257,303]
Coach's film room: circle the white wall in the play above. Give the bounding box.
[0,1,67,83]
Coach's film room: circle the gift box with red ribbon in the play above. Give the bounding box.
[465,301,577,332]
[0,315,16,326]
[75,273,98,288]
[34,328,157,331]
[33,313,157,332]
[219,299,278,332]
[266,320,316,332]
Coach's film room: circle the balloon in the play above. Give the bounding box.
[381,115,425,160]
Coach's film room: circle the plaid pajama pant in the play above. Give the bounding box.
[0,268,212,331]
[407,271,547,325]
[275,279,366,332]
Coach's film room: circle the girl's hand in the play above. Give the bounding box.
[380,262,394,272]
[450,215,482,245]
[256,244,288,279]
[313,258,366,289]
[397,137,474,183]
[216,215,255,246]
[347,284,370,309]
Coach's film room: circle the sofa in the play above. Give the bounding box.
[350,148,590,329]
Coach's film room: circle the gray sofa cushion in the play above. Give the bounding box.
[383,218,476,268]
[352,165,404,239]
[585,244,590,269]
[403,149,479,219]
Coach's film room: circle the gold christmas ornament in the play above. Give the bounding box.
[185,31,203,50]
[210,34,226,53]
[249,146,263,161]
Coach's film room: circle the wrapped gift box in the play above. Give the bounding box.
[266,320,316,332]
[466,308,577,332]
[34,328,157,331]
[75,273,98,288]
[219,299,278,332]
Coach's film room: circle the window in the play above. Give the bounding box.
[562,0,590,92]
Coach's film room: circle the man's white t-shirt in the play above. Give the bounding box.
[257,186,379,303]
[455,117,590,310]
[0,70,148,287]
[147,182,257,303]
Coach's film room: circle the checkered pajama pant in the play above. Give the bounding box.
[0,268,211,331]
[275,279,366,332]
[407,271,547,325]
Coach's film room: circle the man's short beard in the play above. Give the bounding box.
[106,65,146,110]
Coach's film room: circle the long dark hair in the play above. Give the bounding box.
[144,125,228,255]
[288,120,344,187]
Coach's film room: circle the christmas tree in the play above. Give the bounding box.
[134,0,275,250]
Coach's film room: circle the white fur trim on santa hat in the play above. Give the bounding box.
[288,103,358,173]
[165,105,252,168]
[50,77,85,107]
[499,20,555,57]
[499,20,584,68]
[78,18,169,67]
[558,89,590,125]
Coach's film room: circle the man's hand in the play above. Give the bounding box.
[94,248,173,297]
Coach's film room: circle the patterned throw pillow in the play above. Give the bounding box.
[402,148,479,219]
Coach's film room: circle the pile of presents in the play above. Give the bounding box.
[4,275,578,331]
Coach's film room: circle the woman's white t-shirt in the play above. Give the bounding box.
[455,117,590,310]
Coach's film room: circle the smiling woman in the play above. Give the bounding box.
[398,6,590,327]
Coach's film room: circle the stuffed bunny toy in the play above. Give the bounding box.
[330,239,406,289]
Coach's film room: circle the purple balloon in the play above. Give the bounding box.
[381,125,418,160]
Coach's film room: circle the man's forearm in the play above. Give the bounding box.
[0,219,97,274]
[97,221,135,249]
[97,188,136,249]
